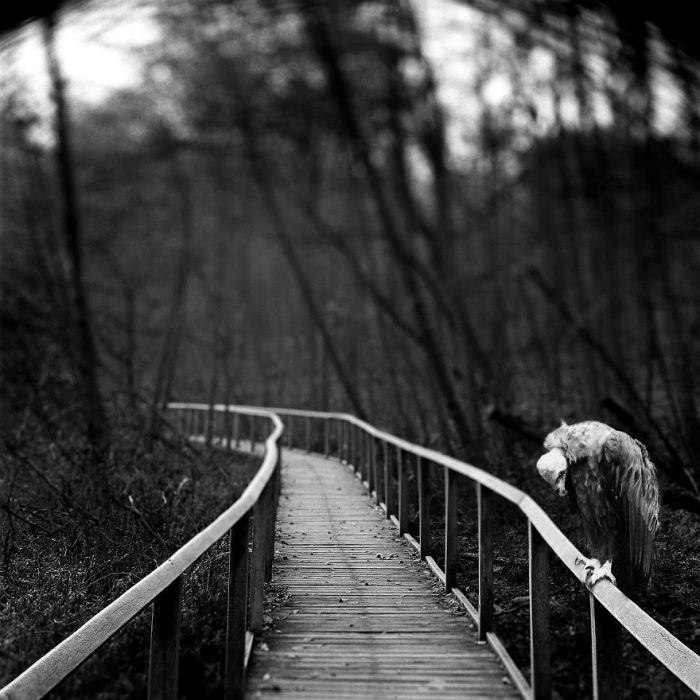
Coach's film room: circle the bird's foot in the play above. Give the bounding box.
[575,556,616,586]
[589,560,616,586]
[575,555,600,579]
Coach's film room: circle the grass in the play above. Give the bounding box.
[0,426,261,699]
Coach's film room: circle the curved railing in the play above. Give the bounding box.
[0,405,282,700]
[247,406,700,699]
[3,403,699,699]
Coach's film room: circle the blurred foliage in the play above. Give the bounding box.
[1,0,700,696]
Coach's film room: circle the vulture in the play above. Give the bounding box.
[537,421,659,594]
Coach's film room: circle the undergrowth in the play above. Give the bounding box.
[0,423,260,699]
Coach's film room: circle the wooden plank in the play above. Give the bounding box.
[246,451,519,699]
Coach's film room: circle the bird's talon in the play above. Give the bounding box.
[587,560,616,587]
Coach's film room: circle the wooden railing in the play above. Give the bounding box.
[0,405,282,700]
[4,403,699,700]
[252,406,700,700]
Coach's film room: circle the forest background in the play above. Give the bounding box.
[1,0,699,696]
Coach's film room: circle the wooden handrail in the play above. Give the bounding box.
[4,404,699,699]
[1,405,283,700]
[251,406,700,698]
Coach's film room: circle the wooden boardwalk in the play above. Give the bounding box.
[245,450,519,699]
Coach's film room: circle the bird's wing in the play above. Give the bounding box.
[603,432,660,584]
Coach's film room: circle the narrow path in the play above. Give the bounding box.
[245,450,519,699]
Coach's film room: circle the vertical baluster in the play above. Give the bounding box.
[225,407,232,450]
[233,413,240,448]
[336,421,341,461]
[206,405,214,447]
[249,481,270,633]
[444,468,458,591]
[289,416,294,449]
[324,420,330,457]
[148,576,182,700]
[305,416,311,453]
[371,438,379,504]
[398,448,408,535]
[590,593,622,699]
[478,484,494,641]
[224,514,250,700]
[367,433,374,495]
[383,441,394,517]
[249,416,256,453]
[418,456,431,558]
[351,425,357,470]
[357,428,364,479]
[529,522,551,699]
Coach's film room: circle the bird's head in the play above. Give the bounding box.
[536,447,568,496]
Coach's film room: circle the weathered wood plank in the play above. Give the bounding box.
[245,451,519,699]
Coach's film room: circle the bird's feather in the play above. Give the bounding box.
[603,433,659,587]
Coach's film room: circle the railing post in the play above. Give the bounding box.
[383,441,394,517]
[225,407,232,450]
[418,456,431,559]
[224,514,250,700]
[398,448,408,535]
[351,425,357,470]
[590,593,623,700]
[371,438,379,504]
[148,576,182,700]
[366,433,374,495]
[529,522,552,700]
[205,405,214,447]
[217,409,224,445]
[233,413,240,447]
[478,484,494,641]
[249,480,272,633]
[445,468,458,591]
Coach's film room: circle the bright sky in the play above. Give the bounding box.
[0,0,680,142]
[3,1,158,105]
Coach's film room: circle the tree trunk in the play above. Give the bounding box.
[43,13,107,448]
[148,156,195,436]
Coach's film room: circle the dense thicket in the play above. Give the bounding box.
[2,0,700,506]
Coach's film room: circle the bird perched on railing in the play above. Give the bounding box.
[536,421,659,595]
